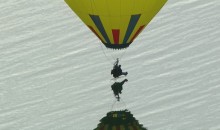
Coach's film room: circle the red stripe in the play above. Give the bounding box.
[130,25,145,42]
[112,29,120,44]
[87,25,104,43]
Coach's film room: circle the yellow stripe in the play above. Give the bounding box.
[100,16,113,44]
[91,0,108,15]
[106,0,121,16]
[127,0,167,42]
[119,16,131,44]
[121,0,135,15]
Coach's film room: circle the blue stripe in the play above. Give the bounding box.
[123,14,141,43]
[89,15,111,44]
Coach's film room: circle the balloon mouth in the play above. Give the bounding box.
[103,42,131,49]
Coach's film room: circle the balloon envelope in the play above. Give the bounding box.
[65,0,167,49]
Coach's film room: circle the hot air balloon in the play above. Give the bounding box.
[64,0,167,49]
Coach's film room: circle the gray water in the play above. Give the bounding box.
[1,0,220,130]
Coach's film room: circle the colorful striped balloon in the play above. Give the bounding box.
[65,0,167,49]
